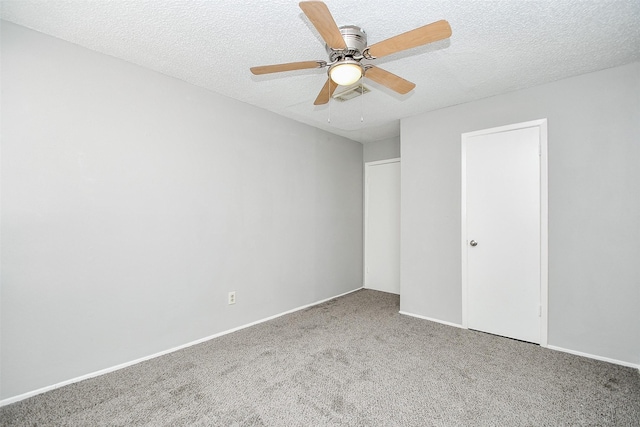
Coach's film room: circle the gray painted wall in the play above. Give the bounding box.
[0,22,363,400]
[363,137,400,163]
[401,62,640,365]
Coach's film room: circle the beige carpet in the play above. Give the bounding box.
[1,289,639,426]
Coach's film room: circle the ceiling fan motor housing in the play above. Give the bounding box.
[326,25,367,61]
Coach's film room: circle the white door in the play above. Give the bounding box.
[365,159,400,294]
[462,121,546,344]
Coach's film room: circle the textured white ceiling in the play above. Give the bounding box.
[2,0,639,143]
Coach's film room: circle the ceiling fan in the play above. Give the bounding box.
[250,1,452,105]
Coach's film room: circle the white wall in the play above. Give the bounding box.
[401,62,640,366]
[0,22,363,400]
[363,137,400,163]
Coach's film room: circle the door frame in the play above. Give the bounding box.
[461,119,548,347]
[364,158,401,293]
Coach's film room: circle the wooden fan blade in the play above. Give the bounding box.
[314,78,338,105]
[365,66,416,94]
[299,1,346,50]
[250,61,325,75]
[367,20,451,59]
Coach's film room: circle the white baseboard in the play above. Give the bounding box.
[399,313,639,371]
[399,311,464,329]
[546,345,640,370]
[0,287,363,407]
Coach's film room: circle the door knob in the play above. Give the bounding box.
[470,240,478,247]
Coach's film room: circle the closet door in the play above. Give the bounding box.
[462,120,547,344]
[365,159,400,295]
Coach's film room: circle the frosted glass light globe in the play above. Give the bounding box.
[329,62,363,86]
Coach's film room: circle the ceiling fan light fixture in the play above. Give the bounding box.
[329,61,363,86]
[250,2,452,105]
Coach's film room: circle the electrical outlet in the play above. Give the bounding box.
[228,291,236,305]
